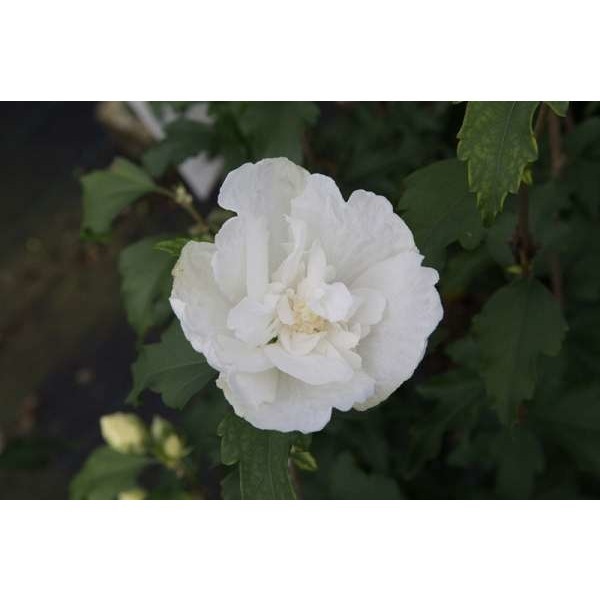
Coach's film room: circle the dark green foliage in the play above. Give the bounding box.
[218,413,299,500]
[142,119,212,177]
[70,447,153,500]
[126,320,216,409]
[81,158,160,237]
[473,279,567,424]
[458,101,539,221]
[398,158,484,269]
[119,237,176,336]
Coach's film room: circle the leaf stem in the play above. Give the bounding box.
[514,185,534,276]
[545,109,567,306]
[157,186,209,232]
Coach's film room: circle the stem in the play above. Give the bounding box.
[534,103,548,139]
[545,110,566,306]
[547,111,566,178]
[515,186,534,276]
[157,186,209,232]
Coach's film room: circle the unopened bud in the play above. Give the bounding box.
[118,488,146,500]
[100,412,148,455]
[174,184,193,207]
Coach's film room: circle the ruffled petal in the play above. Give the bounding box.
[263,342,354,385]
[218,158,308,270]
[170,241,231,367]
[351,251,443,410]
[211,216,246,305]
[292,182,416,283]
[220,369,375,433]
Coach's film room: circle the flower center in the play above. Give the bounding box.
[289,296,328,334]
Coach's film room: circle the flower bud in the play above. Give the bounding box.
[163,433,186,462]
[118,488,146,500]
[100,412,148,455]
[151,415,174,442]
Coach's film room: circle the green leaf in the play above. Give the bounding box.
[290,448,318,472]
[81,158,159,236]
[154,237,191,258]
[126,321,216,409]
[236,101,319,163]
[330,452,402,499]
[492,428,544,499]
[241,102,319,162]
[457,101,540,221]
[70,446,152,499]
[473,278,567,424]
[398,159,484,269]
[218,413,298,500]
[530,386,600,475]
[142,119,212,177]
[119,237,176,336]
[545,101,569,117]
[405,369,484,476]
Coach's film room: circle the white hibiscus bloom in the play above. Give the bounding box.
[170,158,443,433]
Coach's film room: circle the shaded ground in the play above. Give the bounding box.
[0,103,140,498]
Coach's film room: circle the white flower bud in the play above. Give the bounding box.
[100,412,148,455]
[163,433,186,462]
[118,488,146,500]
[150,415,173,442]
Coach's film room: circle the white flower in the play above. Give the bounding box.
[100,412,148,455]
[171,158,443,433]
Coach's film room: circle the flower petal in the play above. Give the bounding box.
[351,251,443,410]
[263,342,354,385]
[292,182,416,283]
[349,287,387,326]
[212,216,246,304]
[218,158,308,270]
[170,241,230,366]
[220,370,375,433]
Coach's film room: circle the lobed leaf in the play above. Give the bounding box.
[457,101,539,221]
[81,158,159,237]
[473,278,567,424]
[126,320,216,409]
[398,158,484,270]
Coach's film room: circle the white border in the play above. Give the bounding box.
[1,1,596,99]
[1,501,597,599]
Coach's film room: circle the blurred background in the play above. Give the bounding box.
[0,102,175,498]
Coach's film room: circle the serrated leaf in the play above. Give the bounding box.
[398,159,484,269]
[405,369,484,476]
[126,321,216,409]
[142,119,212,177]
[492,428,544,499]
[81,158,159,236]
[217,413,298,500]
[457,101,540,221]
[236,101,319,163]
[330,452,402,499]
[530,386,600,474]
[70,446,152,499]
[545,101,569,117]
[473,278,567,424]
[119,237,176,336]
